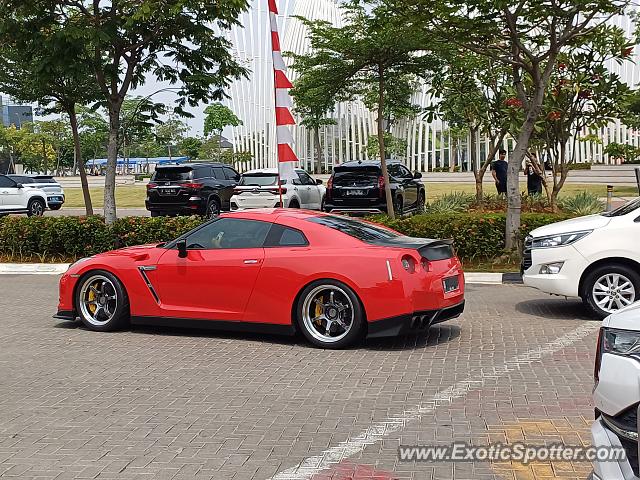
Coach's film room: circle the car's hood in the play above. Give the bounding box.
[98,243,163,260]
[530,214,610,238]
[603,301,640,330]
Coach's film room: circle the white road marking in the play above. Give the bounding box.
[268,322,599,480]
[0,263,69,275]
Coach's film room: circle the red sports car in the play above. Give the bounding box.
[55,209,465,348]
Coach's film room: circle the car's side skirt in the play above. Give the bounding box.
[130,316,296,336]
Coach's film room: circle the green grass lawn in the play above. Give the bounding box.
[62,182,638,209]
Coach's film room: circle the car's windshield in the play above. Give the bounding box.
[602,197,640,217]
[152,168,192,182]
[307,215,401,243]
[240,173,279,187]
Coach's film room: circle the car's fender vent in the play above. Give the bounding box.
[138,267,160,304]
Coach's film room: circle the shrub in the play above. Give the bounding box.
[558,191,604,216]
[368,212,572,261]
[0,215,206,262]
[426,192,474,214]
[568,162,592,170]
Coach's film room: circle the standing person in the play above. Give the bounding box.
[491,149,508,195]
[525,152,543,196]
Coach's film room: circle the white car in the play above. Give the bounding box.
[523,198,640,318]
[231,168,325,210]
[9,175,65,210]
[591,303,640,479]
[0,174,49,216]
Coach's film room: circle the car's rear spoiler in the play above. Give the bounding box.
[369,237,455,261]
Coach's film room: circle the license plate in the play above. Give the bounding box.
[443,276,459,294]
[345,189,366,196]
[49,196,62,202]
[160,188,178,195]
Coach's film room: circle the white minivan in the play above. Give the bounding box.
[523,198,640,318]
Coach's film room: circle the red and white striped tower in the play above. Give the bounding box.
[268,0,298,206]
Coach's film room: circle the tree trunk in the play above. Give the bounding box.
[378,65,394,219]
[69,108,93,216]
[314,127,323,174]
[104,101,122,224]
[42,139,48,175]
[470,127,482,202]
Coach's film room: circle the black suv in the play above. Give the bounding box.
[324,160,425,215]
[146,163,240,217]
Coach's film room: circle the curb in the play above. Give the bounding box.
[0,263,525,284]
[0,263,70,275]
[465,272,523,285]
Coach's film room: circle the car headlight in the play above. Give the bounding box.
[602,327,640,357]
[67,257,93,271]
[531,230,592,248]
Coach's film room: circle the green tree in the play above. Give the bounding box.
[155,116,190,160]
[179,137,203,160]
[203,103,242,161]
[604,142,640,163]
[364,133,407,160]
[380,0,633,247]
[0,2,100,214]
[291,3,435,218]
[43,0,249,223]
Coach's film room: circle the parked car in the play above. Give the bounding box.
[591,303,640,479]
[230,168,325,210]
[522,197,640,318]
[323,160,425,215]
[8,175,65,210]
[0,174,49,216]
[145,163,240,218]
[54,209,465,349]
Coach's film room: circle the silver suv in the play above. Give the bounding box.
[9,175,65,210]
[0,174,49,216]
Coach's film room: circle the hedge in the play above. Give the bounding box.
[0,215,204,262]
[369,213,573,261]
[0,212,572,263]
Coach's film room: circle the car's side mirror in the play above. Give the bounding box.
[413,171,422,179]
[15,183,23,189]
[316,179,323,185]
[176,239,188,258]
[235,174,241,182]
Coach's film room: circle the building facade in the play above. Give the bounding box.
[0,96,33,129]
[226,2,640,172]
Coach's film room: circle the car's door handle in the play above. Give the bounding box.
[243,259,260,264]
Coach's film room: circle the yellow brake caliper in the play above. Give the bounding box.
[315,295,323,326]
[88,283,97,314]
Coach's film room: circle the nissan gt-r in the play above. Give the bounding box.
[55,209,465,348]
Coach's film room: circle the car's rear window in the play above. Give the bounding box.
[9,176,34,184]
[240,173,279,187]
[307,215,400,243]
[31,176,57,184]
[152,167,192,182]
[333,167,380,186]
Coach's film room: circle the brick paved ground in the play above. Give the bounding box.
[0,276,599,480]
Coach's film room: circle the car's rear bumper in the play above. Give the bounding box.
[367,300,465,338]
[145,200,203,215]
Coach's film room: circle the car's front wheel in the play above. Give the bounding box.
[27,198,45,217]
[76,270,130,331]
[582,264,640,318]
[296,280,364,349]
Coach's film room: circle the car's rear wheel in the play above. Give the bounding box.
[76,270,130,331]
[417,191,426,213]
[296,280,364,349]
[288,199,300,209]
[582,264,640,318]
[27,198,45,217]
[393,196,403,216]
[206,198,220,218]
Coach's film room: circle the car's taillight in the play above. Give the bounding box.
[594,327,603,384]
[180,182,203,190]
[147,182,157,190]
[378,176,385,198]
[327,175,333,200]
[265,187,287,195]
[233,188,243,195]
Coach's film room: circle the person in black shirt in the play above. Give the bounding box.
[491,149,508,195]
[525,152,544,196]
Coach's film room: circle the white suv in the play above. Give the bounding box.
[231,168,325,210]
[0,174,49,216]
[523,198,640,318]
[9,175,65,210]
[592,304,640,479]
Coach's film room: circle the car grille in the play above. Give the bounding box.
[521,235,533,272]
[602,405,639,476]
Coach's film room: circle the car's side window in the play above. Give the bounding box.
[185,218,271,250]
[212,167,225,180]
[263,224,309,247]
[298,172,315,186]
[194,167,212,179]
[223,167,240,181]
[0,176,16,188]
[398,165,413,179]
[387,164,400,178]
